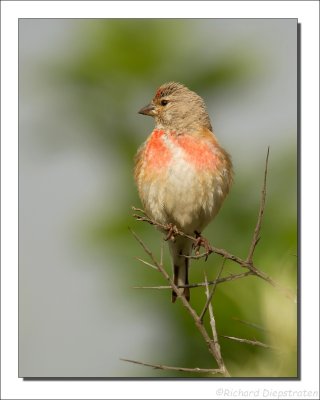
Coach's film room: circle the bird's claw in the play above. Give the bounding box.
[193,231,213,260]
[164,223,179,241]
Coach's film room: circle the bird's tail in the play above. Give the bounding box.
[169,239,192,303]
[172,258,190,303]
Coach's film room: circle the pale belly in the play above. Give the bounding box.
[141,156,225,234]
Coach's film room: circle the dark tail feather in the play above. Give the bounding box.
[171,258,190,303]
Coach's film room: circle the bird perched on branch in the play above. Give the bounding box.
[134,82,233,303]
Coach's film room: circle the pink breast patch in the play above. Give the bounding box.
[145,130,171,170]
[170,133,218,170]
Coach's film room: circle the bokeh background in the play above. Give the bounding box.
[19,19,297,378]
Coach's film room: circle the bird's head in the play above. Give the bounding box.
[138,82,212,133]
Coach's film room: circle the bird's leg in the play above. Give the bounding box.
[193,231,213,260]
[164,223,179,242]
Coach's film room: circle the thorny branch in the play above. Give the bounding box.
[123,149,296,377]
[221,335,276,350]
[128,227,230,376]
[132,271,252,289]
[204,273,224,368]
[120,358,222,375]
[199,259,226,322]
[247,147,269,264]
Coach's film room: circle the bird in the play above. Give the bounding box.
[134,82,233,303]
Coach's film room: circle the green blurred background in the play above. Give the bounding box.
[19,19,297,378]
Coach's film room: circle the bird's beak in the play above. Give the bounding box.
[138,103,156,117]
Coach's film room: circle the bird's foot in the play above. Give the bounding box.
[164,223,179,242]
[193,231,213,260]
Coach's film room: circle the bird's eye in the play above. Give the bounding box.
[160,99,169,106]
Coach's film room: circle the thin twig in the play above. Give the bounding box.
[135,257,158,270]
[232,317,270,333]
[203,274,227,375]
[222,335,275,350]
[132,271,253,290]
[181,252,211,259]
[246,147,269,264]
[200,259,226,322]
[120,358,223,375]
[160,241,164,266]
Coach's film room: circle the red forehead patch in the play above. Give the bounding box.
[154,82,185,99]
[155,88,163,98]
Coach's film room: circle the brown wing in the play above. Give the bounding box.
[134,142,146,186]
[201,127,234,193]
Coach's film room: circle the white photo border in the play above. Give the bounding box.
[1,1,319,399]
